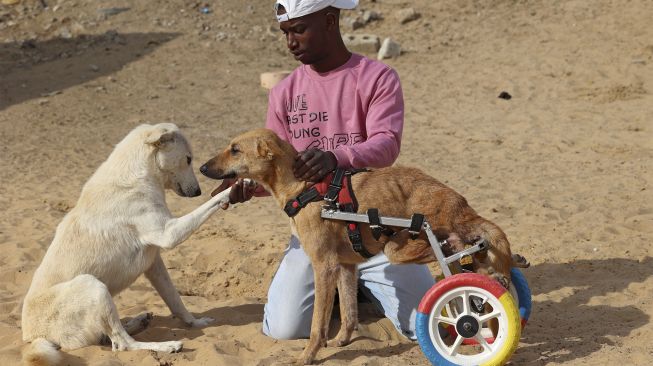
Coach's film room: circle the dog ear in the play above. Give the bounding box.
[146,127,176,148]
[256,138,275,160]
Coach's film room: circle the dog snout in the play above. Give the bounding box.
[191,187,201,197]
[199,162,227,180]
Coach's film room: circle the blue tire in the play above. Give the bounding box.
[510,268,532,327]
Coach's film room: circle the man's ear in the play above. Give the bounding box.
[256,138,275,160]
[325,9,338,30]
[146,127,176,148]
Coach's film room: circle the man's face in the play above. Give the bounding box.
[277,7,331,65]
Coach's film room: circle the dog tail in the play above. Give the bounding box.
[22,338,62,366]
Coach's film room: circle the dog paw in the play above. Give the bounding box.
[295,355,314,365]
[188,316,214,328]
[327,337,350,348]
[492,273,510,289]
[159,341,183,353]
[111,340,128,352]
[512,253,530,268]
[296,347,320,365]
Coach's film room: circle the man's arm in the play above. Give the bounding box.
[331,68,404,169]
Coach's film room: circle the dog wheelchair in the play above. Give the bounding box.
[321,207,532,366]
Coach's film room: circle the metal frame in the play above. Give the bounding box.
[321,207,488,278]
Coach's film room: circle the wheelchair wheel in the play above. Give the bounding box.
[416,273,521,366]
[447,268,532,345]
[508,268,532,328]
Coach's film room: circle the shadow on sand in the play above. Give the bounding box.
[0,31,179,110]
[512,257,652,364]
[119,257,651,364]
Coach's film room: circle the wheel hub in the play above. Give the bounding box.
[455,315,480,338]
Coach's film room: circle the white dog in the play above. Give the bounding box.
[21,123,234,366]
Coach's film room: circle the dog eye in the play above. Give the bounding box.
[231,146,240,154]
[186,156,192,165]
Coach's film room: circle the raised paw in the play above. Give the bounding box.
[188,316,214,328]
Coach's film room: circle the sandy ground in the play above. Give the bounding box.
[1,0,652,365]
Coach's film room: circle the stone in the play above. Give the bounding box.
[260,71,291,89]
[343,33,380,54]
[342,16,364,31]
[396,8,420,24]
[362,10,380,24]
[498,91,512,100]
[377,38,401,60]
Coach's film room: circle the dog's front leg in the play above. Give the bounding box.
[145,254,213,327]
[298,262,338,365]
[141,188,231,249]
[328,263,357,348]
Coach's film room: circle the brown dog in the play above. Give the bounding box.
[200,128,528,365]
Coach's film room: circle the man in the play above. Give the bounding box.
[217,0,435,340]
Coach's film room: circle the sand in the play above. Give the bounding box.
[1,0,652,365]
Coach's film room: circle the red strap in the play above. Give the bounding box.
[311,172,354,206]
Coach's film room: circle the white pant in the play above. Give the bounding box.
[262,236,436,340]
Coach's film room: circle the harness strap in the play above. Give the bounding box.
[324,168,346,203]
[367,208,395,240]
[283,187,320,217]
[342,203,374,258]
[408,213,425,239]
[283,168,375,259]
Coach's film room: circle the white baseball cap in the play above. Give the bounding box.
[274,0,358,22]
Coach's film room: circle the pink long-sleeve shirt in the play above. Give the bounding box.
[265,53,404,169]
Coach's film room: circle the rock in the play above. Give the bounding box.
[1,0,20,5]
[260,71,291,89]
[498,91,512,100]
[343,33,380,54]
[98,7,130,17]
[342,16,364,31]
[362,10,380,24]
[377,38,401,60]
[89,64,100,72]
[58,27,72,39]
[396,8,420,24]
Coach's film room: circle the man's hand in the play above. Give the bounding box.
[293,149,338,183]
[211,178,265,209]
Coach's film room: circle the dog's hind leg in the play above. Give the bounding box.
[328,263,358,348]
[81,275,182,353]
[100,313,153,344]
[145,254,213,327]
[70,275,181,353]
[100,312,152,345]
[382,230,436,264]
[27,274,182,353]
[101,296,182,353]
